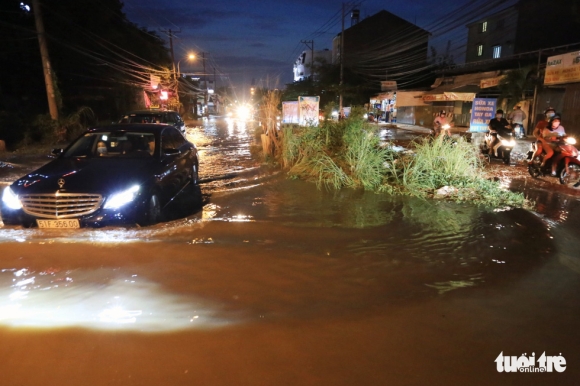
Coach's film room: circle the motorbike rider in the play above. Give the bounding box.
[487,109,512,156]
[541,114,566,176]
[528,107,556,165]
[433,110,452,137]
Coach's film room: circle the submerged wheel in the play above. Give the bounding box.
[559,164,580,188]
[140,193,161,226]
[528,157,542,178]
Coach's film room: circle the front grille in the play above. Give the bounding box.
[20,193,103,219]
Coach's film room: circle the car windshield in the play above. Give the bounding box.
[63,132,156,158]
[120,113,164,124]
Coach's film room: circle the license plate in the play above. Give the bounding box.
[37,219,80,229]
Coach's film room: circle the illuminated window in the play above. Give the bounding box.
[477,45,483,56]
[482,21,487,32]
[493,45,501,59]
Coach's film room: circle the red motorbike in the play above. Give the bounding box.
[528,136,580,188]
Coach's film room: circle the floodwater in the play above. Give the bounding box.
[0,118,579,385]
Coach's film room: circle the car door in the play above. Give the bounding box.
[168,128,195,188]
[158,128,183,202]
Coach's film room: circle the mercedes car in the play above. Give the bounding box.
[1,124,199,228]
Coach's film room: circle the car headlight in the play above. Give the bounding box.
[501,139,516,147]
[565,137,577,145]
[1,187,22,210]
[104,185,140,209]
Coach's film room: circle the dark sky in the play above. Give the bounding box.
[121,0,513,94]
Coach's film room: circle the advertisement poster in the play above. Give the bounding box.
[298,96,320,126]
[544,51,580,85]
[469,98,496,132]
[282,101,299,124]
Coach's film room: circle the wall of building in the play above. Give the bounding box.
[465,7,518,63]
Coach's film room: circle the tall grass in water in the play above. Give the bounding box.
[282,111,388,190]
[279,112,527,208]
[386,136,528,207]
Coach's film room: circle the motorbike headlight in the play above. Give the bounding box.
[1,187,22,210]
[104,185,140,209]
[442,124,451,129]
[501,139,516,147]
[565,137,577,145]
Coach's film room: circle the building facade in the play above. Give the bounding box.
[331,10,430,88]
[293,49,332,82]
[466,0,580,63]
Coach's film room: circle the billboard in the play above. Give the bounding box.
[544,51,580,85]
[469,98,496,132]
[282,101,299,124]
[298,96,320,126]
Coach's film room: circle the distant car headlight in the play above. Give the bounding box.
[501,139,516,147]
[104,185,140,209]
[1,187,22,210]
[565,137,577,145]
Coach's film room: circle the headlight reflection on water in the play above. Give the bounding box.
[0,267,231,331]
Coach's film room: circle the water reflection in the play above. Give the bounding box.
[0,266,229,331]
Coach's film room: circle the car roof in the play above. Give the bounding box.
[88,123,175,133]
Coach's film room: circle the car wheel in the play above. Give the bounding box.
[141,193,161,225]
[191,163,199,185]
[559,164,580,188]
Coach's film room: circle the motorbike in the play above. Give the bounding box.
[481,130,515,165]
[527,136,580,188]
[512,123,526,139]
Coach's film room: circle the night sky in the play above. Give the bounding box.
[121,0,513,93]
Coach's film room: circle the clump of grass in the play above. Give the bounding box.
[278,108,528,208]
[283,109,388,190]
[384,136,529,208]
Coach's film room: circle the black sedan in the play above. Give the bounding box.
[1,124,199,228]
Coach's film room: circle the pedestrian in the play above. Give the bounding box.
[507,105,527,137]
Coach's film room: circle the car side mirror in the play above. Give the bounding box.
[51,148,63,156]
[163,148,180,156]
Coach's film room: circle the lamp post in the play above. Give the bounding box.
[174,54,196,110]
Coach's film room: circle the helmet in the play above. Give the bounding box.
[551,113,561,121]
[439,110,446,115]
[496,109,504,114]
[544,107,556,117]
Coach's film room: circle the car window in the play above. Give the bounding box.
[121,114,163,124]
[161,128,177,150]
[169,128,187,147]
[63,132,156,158]
[166,113,177,125]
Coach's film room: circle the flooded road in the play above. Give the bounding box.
[0,118,579,385]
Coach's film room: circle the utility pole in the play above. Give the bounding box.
[339,2,345,112]
[300,40,314,80]
[32,0,58,120]
[202,52,208,116]
[160,28,181,108]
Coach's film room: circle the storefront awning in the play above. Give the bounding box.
[422,92,476,102]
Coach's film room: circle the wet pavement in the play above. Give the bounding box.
[0,117,579,385]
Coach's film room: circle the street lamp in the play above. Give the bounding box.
[174,53,196,109]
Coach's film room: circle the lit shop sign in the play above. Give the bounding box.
[544,51,580,85]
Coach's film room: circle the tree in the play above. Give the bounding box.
[497,65,537,110]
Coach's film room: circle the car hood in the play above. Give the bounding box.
[10,157,157,195]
